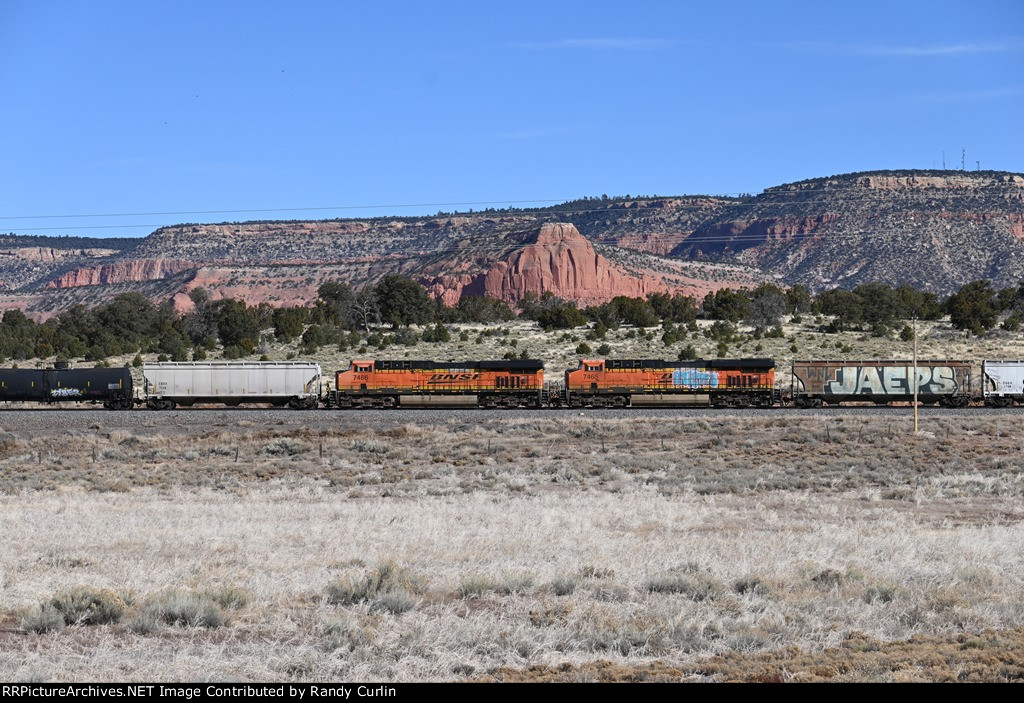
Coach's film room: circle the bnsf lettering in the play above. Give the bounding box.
[427,373,481,384]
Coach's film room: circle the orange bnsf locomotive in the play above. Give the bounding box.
[564,358,778,408]
[324,359,547,408]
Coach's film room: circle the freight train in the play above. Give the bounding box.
[0,358,1020,409]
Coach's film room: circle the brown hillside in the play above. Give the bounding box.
[673,171,1024,292]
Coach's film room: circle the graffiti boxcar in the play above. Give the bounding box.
[791,360,973,407]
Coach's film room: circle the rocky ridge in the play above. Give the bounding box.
[423,223,670,306]
[2,169,1021,316]
[673,171,1024,292]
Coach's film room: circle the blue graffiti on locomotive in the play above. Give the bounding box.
[672,369,720,388]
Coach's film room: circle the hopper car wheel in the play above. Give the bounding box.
[986,397,1014,408]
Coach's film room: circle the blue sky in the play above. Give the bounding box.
[0,0,1020,238]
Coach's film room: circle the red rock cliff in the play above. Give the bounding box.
[45,259,196,289]
[425,223,668,306]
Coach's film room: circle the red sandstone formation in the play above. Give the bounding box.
[45,259,196,289]
[425,223,670,306]
[681,215,841,257]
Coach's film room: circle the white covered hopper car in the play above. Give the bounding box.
[982,360,1024,407]
[143,362,321,409]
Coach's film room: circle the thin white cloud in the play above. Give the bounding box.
[910,86,1023,103]
[512,38,676,51]
[860,41,1021,56]
[777,39,1023,57]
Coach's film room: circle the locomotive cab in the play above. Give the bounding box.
[337,360,375,391]
[566,359,606,392]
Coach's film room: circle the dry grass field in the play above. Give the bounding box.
[1,411,1023,682]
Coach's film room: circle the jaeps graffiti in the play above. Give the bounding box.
[823,365,958,396]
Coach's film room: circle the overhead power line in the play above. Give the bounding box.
[0,199,568,221]
[1,196,1018,233]
[0,225,1005,256]
[0,186,1017,225]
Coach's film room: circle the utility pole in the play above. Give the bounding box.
[913,316,919,433]
[961,148,966,171]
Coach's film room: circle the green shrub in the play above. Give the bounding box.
[261,438,309,456]
[126,611,161,635]
[371,588,416,614]
[141,590,227,628]
[198,585,250,610]
[812,568,845,588]
[678,344,697,361]
[327,561,427,606]
[551,576,578,596]
[459,575,497,599]
[22,605,65,634]
[318,617,377,653]
[646,572,723,601]
[733,576,770,596]
[865,584,899,603]
[48,586,126,626]
[495,575,535,595]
